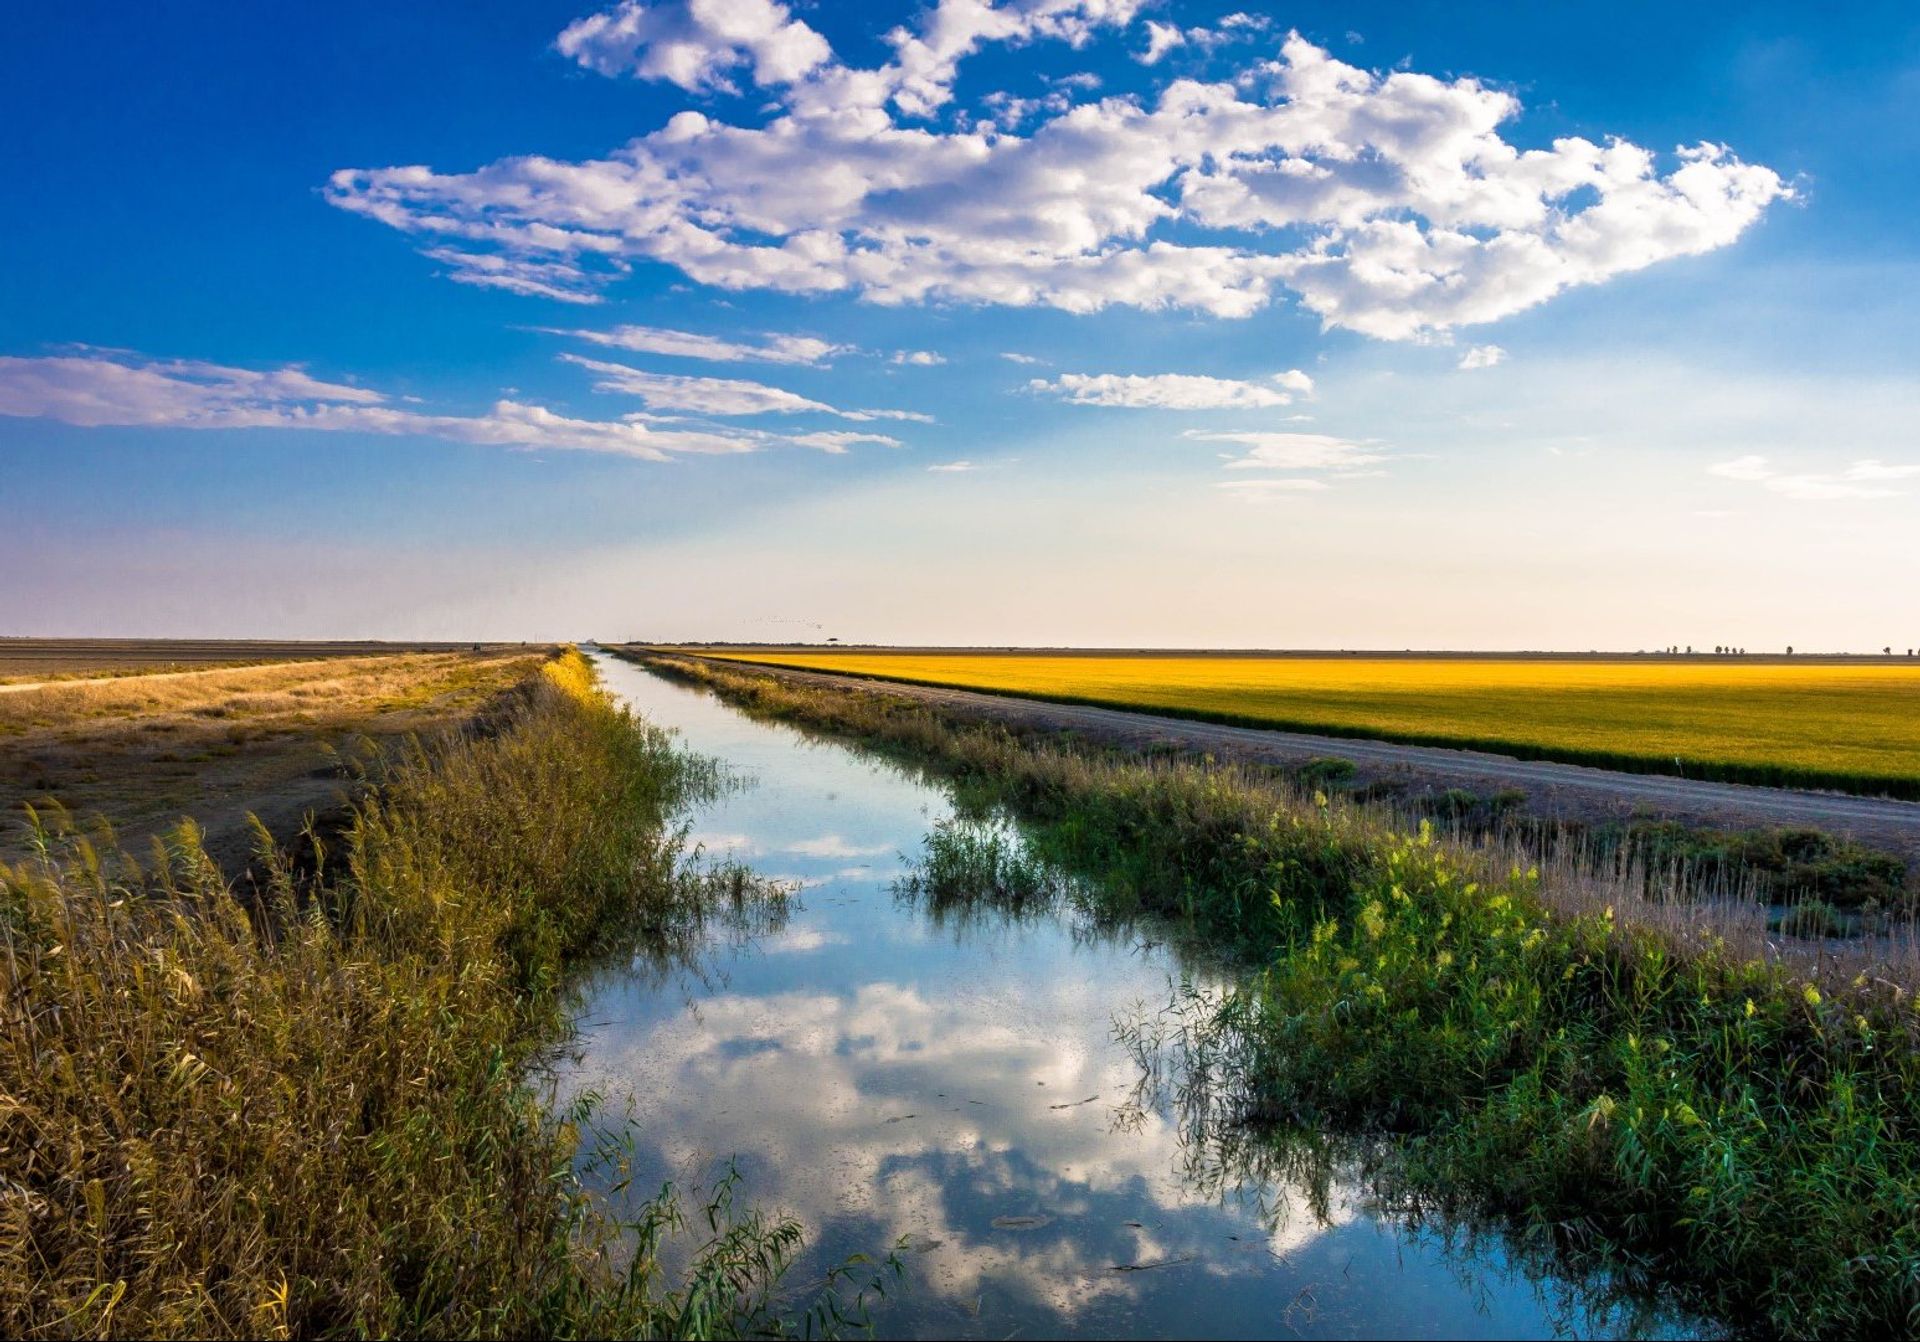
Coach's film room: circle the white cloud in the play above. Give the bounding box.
[559,352,926,421]
[332,24,1785,339]
[1708,455,1920,501]
[1138,21,1184,65]
[789,429,903,453]
[928,460,975,472]
[555,0,833,93]
[0,349,910,461]
[554,323,848,365]
[1137,15,1268,65]
[784,834,893,858]
[560,353,836,414]
[890,349,947,366]
[421,247,616,303]
[1457,344,1506,370]
[1029,370,1310,408]
[1187,429,1385,471]
[1000,352,1043,365]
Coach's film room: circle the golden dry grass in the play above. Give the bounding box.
[691,651,1920,796]
[0,639,492,684]
[0,651,553,869]
[1,650,805,1338]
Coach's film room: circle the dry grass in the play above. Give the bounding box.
[0,650,810,1339]
[692,650,1920,796]
[0,652,551,871]
[0,639,496,684]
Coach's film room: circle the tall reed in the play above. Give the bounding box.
[0,650,808,1338]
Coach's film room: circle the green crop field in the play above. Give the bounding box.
[693,651,1920,797]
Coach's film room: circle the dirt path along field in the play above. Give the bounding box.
[679,654,1920,862]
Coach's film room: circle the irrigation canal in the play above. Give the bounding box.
[563,650,1709,1339]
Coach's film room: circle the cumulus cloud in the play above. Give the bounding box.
[1136,14,1269,65]
[330,20,1786,339]
[1708,455,1920,501]
[1138,20,1184,65]
[1029,370,1311,408]
[0,349,911,461]
[555,0,833,93]
[1457,344,1506,370]
[890,349,947,366]
[553,323,848,365]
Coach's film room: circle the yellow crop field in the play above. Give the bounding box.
[693,651,1920,797]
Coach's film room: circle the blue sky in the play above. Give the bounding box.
[3,1,1917,647]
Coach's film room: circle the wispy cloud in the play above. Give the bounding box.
[1186,430,1386,471]
[560,353,927,421]
[1458,344,1507,370]
[784,834,892,859]
[0,349,914,461]
[890,349,946,366]
[551,324,848,366]
[927,460,975,473]
[421,248,614,304]
[1000,352,1043,366]
[789,430,902,454]
[1708,455,1920,500]
[1030,370,1312,409]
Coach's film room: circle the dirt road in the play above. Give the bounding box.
[688,655,1920,861]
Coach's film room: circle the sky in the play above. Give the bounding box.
[3,0,1917,649]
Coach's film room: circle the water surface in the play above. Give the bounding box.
[566,652,1701,1339]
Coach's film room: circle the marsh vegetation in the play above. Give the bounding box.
[642,650,1920,1337]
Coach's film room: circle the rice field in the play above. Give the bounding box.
[690,651,1920,797]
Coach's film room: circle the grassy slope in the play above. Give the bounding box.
[0,650,804,1339]
[691,651,1920,798]
[649,652,1920,1338]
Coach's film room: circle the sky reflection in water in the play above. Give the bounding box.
[564,654,1702,1339]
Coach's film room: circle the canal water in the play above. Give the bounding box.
[564,652,1701,1339]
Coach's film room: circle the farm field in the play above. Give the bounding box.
[0,637,500,683]
[0,647,551,870]
[689,650,1920,797]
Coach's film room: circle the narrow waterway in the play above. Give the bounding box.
[565,652,1702,1339]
